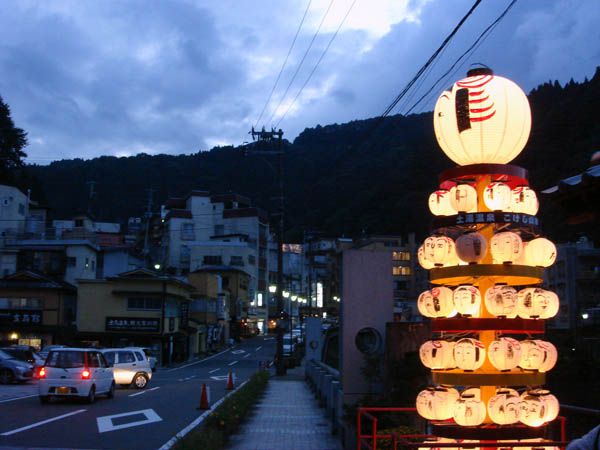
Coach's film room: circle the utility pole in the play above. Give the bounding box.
[247,127,286,375]
[143,188,155,268]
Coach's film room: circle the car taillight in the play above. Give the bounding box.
[38,367,46,379]
[81,369,91,380]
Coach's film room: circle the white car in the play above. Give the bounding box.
[38,348,115,403]
[100,348,152,389]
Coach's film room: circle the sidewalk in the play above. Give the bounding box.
[227,364,342,450]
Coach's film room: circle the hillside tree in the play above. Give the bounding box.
[0,95,28,184]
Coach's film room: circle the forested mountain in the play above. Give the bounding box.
[24,68,600,241]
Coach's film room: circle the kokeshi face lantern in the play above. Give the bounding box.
[524,238,557,267]
[511,186,539,215]
[519,340,557,372]
[416,387,460,421]
[419,340,456,370]
[484,284,518,318]
[450,184,477,212]
[424,236,457,267]
[488,388,521,425]
[453,392,486,426]
[429,190,455,216]
[490,231,523,264]
[517,288,559,319]
[453,338,486,371]
[433,70,532,166]
[418,245,435,269]
[484,182,512,211]
[418,288,456,318]
[453,285,481,317]
[519,392,548,427]
[529,389,559,423]
[488,337,522,371]
[455,232,487,264]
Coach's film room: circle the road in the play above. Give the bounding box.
[0,335,276,450]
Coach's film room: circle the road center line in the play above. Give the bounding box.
[1,409,86,436]
[167,347,233,372]
[148,387,160,391]
[209,368,220,373]
[0,394,38,404]
[255,346,262,351]
[228,361,239,366]
[129,391,147,397]
[243,353,250,358]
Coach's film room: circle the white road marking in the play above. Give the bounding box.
[208,368,220,374]
[149,386,160,391]
[129,391,147,397]
[231,349,246,355]
[228,360,238,366]
[210,375,229,381]
[167,347,232,372]
[97,408,162,433]
[255,346,263,351]
[1,409,86,436]
[243,353,250,358]
[0,394,38,404]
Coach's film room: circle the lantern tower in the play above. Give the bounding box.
[417,68,560,447]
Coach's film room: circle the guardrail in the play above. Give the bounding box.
[305,359,342,435]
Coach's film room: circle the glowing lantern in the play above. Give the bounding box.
[423,236,457,267]
[416,389,435,420]
[433,69,531,166]
[453,391,486,426]
[429,190,455,216]
[455,232,487,264]
[454,338,485,371]
[519,340,557,372]
[418,245,435,270]
[417,287,456,318]
[484,182,512,211]
[528,389,559,422]
[524,238,557,267]
[420,340,456,370]
[416,387,459,420]
[484,284,518,318]
[519,392,549,427]
[517,288,560,319]
[511,186,539,215]
[453,285,481,316]
[449,184,477,212]
[488,388,521,425]
[490,232,523,264]
[488,337,522,371]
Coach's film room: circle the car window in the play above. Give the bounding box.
[116,351,136,364]
[134,351,145,362]
[0,349,13,360]
[46,351,85,368]
[87,352,101,368]
[98,353,108,368]
[103,351,116,366]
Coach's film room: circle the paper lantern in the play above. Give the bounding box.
[484,284,518,318]
[524,238,557,267]
[453,392,486,426]
[519,392,548,427]
[529,389,559,422]
[417,288,456,318]
[433,70,531,166]
[453,285,481,316]
[488,388,521,425]
[488,337,522,371]
[449,184,477,212]
[420,340,456,370]
[418,245,435,270]
[455,233,487,264]
[517,288,560,319]
[416,387,459,420]
[429,190,455,216]
[511,186,539,215]
[490,232,523,264]
[454,338,486,371]
[423,236,457,267]
[519,340,557,372]
[484,182,512,211]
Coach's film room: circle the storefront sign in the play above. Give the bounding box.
[0,310,42,325]
[105,317,160,332]
[455,212,539,226]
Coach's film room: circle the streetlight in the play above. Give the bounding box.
[582,312,589,320]
[269,285,277,293]
[154,263,161,271]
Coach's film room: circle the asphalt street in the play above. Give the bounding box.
[0,335,276,450]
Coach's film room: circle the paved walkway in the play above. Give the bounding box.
[227,365,341,450]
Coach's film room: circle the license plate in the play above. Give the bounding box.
[57,387,70,394]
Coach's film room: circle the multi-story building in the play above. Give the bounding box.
[0,184,29,239]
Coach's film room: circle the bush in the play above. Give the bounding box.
[175,371,270,450]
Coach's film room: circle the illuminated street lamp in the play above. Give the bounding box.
[282,291,290,298]
[268,285,277,293]
[582,312,589,320]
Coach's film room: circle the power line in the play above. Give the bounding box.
[275,0,358,128]
[254,0,313,129]
[266,0,336,126]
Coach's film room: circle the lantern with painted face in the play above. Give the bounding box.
[454,338,486,371]
[484,284,518,318]
[418,245,435,270]
[423,236,457,267]
[429,190,455,216]
[517,288,560,319]
[528,389,559,423]
[519,392,548,427]
[455,232,487,264]
[524,238,557,267]
[449,184,477,212]
[484,182,512,211]
[488,388,521,425]
[491,232,523,264]
[416,387,460,420]
[488,337,522,371]
[453,392,486,426]
[511,186,539,215]
[519,340,557,372]
[420,340,456,370]
[433,69,531,166]
[453,285,481,317]
[417,288,456,318]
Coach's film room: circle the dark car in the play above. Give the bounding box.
[1,346,45,377]
[0,349,34,384]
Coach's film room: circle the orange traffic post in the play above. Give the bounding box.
[197,383,210,410]
[226,371,235,390]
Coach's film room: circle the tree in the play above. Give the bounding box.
[0,95,27,184]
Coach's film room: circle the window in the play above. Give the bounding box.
[117,351,136,364]
[392,251,410,261]
[214,224,224,236]
[85,257,89,268]
[180,245,190,264]
[134,351,145,362]
[87,352,101,368]
[91,259,96,271]
[75,219,84,227]
[67,257,77,267]
[127,297,162,310]
[18,203,25,215]
[248,255,256,265]
[103,351,116,366]
[392,266,411,276]
[46,351,85,368]
[181,223,195,240]
[230,256,244,266]
[203,255,222,265]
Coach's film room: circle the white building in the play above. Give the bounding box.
[0,184,29,239]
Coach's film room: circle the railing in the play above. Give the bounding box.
[305,359,341,434]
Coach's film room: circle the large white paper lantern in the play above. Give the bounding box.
[484,182,512,211]
[484,284,518,318]
[517,288,560,319]
[418,288,456,318]
[519,340,557,372]
[453,285,481,317]
[449,184,477,212]
[524,238,557,267]
[416,387,459,420]
[490,232,523,264]
[511,186,539,215]
[519,392,549,427]
[429,190,455,216]
[454,338,486,371]
[453,392,486,426]
[488,337,522,371]
[455,233,487,264]
[418,245,435,270]
[420,340,456,370]
[488,388,521,425]
[433,69,531,166]
[527,389,559,422]
[423,236,457,267]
